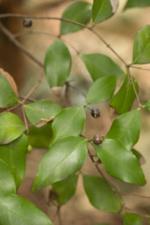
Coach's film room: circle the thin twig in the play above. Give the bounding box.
[56,206,63,225]
[0,22,43,68]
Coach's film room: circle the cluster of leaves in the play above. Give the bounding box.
[1,0,150,225]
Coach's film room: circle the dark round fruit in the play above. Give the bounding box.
[90,108,101,118]
[23,18,32,28]
[93,135,102,145]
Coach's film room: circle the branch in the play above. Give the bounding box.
[0,22,43,68]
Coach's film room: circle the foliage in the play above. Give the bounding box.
[1,0,150,224]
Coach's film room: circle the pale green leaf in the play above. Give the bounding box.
[0,112,25,144]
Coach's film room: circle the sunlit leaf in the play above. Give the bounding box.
[33,136,87,190]
[95,139,146,185]
[0,112,25,144]
[123,212,143,225]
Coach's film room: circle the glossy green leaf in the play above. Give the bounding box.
[107,110,141,150]
[52,106,86,142]
[86,76,116,104]
[24,100,61,127]
[0,159,16,195]
[60,1,91,34]
[123,213,142,225]
[44,40,71,87]
[0,112,25,144]
[33,136,87,190]
[0,194,52,225]
[0,135,28,187]
[52,175,78,205]
[124,0,150,9]
[111,76,138,114]
[92,0,114,23]
[82,53,124,80]
[28,124,52,149]
[0,74,18,108]
[95,139,146,185]
[83,175,122,213]
[133,25,150,64]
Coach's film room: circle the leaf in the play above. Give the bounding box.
[92,0,115,23]
[0,112,25,144]
[60,1,92,35]
[52,106,86,142]
[95,139,146,185]
[133,25,150,64]
[83,175,122,213]
[82,53,124,80]
[111,76,138,114]
[0,194,52,225]
[124,0,150,10]
[0,71,18,108]
[0,135,28,187]
[123,213,143,225]
[107,110,141,150]
[44,40,71,87]
[24,100,61,127]
[33,136,87,190]
[0,159,16,195]
[144,100,150,111]
[28,124,53,149]
[86,76,116,104]
[52,175,78,205]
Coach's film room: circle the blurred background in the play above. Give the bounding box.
[1,0,150,224]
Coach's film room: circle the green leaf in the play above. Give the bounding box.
[44,40,71,87]
[144,100,150,111]
[86,76,116,104]
[133,25,150,64]
[123,213,143,225]
[24,100,61,127]
[28,124,53,149]
[0,74,18,108]
[95,139,146,185]
[92,0,114,23]
[83,175,122,213]
[52,175,78,205]
[33,136,87,190]
[52,106,86,142]
[0,194,52,225]
[0,112,25,144]
[124,0,150,9]
[82,53,124,80]
[0,135,28,187]
[107,110,141,150]
[111,76,138,114]
[60,1,91,35]
[0,159,16,195]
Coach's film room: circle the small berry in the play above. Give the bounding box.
[93,135,102,145]
[90,108,101,118]
[23,18,32,28]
